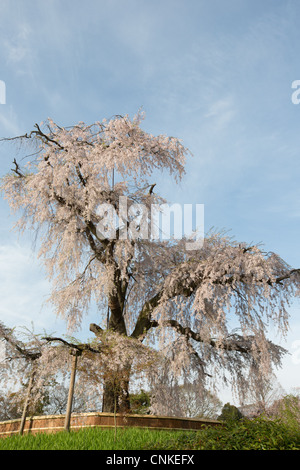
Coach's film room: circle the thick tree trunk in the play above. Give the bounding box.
[102,374,130,413]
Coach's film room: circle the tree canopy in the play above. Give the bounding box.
[1,111,300,412]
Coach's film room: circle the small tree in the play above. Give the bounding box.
[218,403,244,422]
[267,394,300,429]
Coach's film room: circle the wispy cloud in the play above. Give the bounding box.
[0,106,22,137]
[2,21,36,78]
[0,0,299,399]
[0,243,63,333]
[204,96,236,131]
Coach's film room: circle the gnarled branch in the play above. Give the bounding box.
[43,336,101,355]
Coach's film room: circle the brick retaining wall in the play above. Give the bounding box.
[0,412,222,438]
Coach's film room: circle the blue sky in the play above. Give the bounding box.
[0,0,300,402]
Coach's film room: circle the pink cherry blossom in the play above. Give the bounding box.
[1,112,299,413]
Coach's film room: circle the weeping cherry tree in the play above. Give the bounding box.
[1,111,300,413]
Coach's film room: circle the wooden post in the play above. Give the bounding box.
[64,349,81,432]
[19,369,35,436]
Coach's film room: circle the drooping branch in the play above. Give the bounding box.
[162,320,250,354]
[131,261,300,346]
[272,268,300,285]
[0,323,41,362]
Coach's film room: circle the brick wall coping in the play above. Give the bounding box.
[0,412,222,438]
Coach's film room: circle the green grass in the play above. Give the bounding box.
[0,427,186,450]
[1,417,300,450]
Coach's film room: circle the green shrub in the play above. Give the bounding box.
[129,390,151,415]
[147,416,300,450]
[276,395,300,431]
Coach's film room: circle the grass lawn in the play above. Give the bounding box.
[0,416,300,450]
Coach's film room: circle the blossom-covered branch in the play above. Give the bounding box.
[1,112,299,411]
[42,336,101,355]
[0,322,41,362]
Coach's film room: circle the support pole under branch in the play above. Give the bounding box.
[19,368,35,436]
[64,349,81,432]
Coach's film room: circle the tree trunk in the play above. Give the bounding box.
[101,281,131,413]
[91,266,132,413]
[102,375,130,413]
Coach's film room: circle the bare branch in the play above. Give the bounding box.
[33,123,64,149]
[11,158,25,178]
